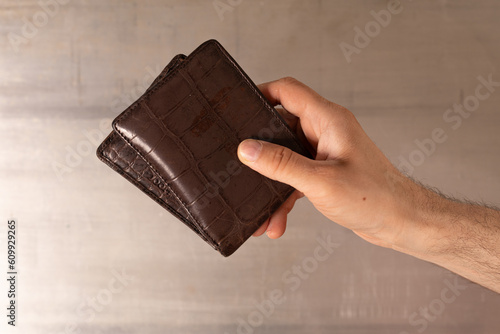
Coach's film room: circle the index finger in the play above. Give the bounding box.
[258,77,330,119]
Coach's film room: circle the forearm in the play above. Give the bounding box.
[393,180,500,293]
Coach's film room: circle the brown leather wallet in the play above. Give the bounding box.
[97,40,311,256]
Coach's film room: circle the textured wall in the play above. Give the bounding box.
[1,0,499,333]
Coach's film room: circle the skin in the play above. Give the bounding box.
[237,77,500,293]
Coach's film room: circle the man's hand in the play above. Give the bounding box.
[237,77,500,293]
[238,77,411,246]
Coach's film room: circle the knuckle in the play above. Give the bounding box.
[313,163,335,179]
[279,76,299,86]
[325,100,350,116]
[268,146,295,178]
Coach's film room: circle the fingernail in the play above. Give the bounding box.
[239,140,262,162]
[265,223,274,238]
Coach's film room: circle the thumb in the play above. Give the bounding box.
[237,139,316,193]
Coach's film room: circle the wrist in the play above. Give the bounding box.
[388,175,455,261]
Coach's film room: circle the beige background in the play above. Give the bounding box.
[1,0,499,333]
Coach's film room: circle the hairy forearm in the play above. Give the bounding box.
[393,180,500,293]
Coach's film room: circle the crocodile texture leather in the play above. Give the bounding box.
[97,40,311,256]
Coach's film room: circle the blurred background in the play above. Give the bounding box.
[1,0,499,333]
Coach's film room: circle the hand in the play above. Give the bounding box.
[237,77,417,249]
[237,77,500,293]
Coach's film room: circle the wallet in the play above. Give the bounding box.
[97,40,311,256]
